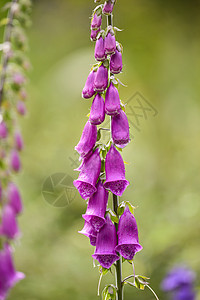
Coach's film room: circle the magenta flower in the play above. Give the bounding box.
[91,28,100,41]
[0,181,2,201]
[75,120,97,158]
[103,1,114,15]
[14,131,24,151]
[74,148,101,200]
[105,82,121,115]
[110,49,123,74]
[0,122,8,139]
[89,93,105,125]
[7,183,23,215]
[17,101,26,116]
[105,32,116,55]
[10,150,21,172]
[79,221,97,246]
[94,64,108,92]
[104,145,129,196]
[83,180,108,232]
[82,70,96,99]
[0,244,25,300]
[92,214,119,269]
[0,205,20,240]
[91,13,102,30]
[95,36,106,61]
[13,73,25,86]
[115,207,142,260]
[111,109,130,148]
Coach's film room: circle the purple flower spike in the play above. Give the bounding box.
[94,64,108,92]
[89,94,105,125]
[0,122,8,139]
[17,101,26,116]
[115,207,142,260]
[82,70,96,99]
[92,214,119,269]
[0,205,20,240]
[83,180,108,232]
[111,109,130,148]
[0,243,25,300]
[105,32,116,55]
[91,28,100,41]
[105,82,121,116]
[91,13,102,30]
[7,183,23,215]
[104,145,129,196]
[79,221,97,246]
[14,131,24,151]
[75,120,97,158]
[103,1,114,15]
[110,49,123,74]
[10,150,21,172]
[73,148,101,200]
[95,37,106,61]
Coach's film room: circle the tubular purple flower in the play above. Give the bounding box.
[103,1,114,15]
[90,28,100,41]
[0,243,25,300]
[78,221,97,246]
[14,131,24,151]
[110,49,123,74]
[94,64,108,92]
[0,122,8,139]
[0,205,20,240]
[172,286,195,300]
[105,32,116,55]
[73,148,101,200]
[95,36,106,61]
[105,82,121,116]
[91,13,102,30]
[115,207,142,260]
[104,145,129,196]
[82,70,96,99]
[89,93,105,125]
[17,101,26,116]
[92,214,119,269]
[10,150,21,172]
[75,120,97,158]
[7,183,23,215]
[83,180,108,232]
[111,109,130,148]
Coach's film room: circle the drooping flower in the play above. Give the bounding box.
[172,285,196,300]
[74,148,101,200]
[75,120,97,158]
[89,93,105,125]
[105,82,121,116]
[0,243,25,300]
[111,109,130,148]
[110,49,123,74]
[95,36,106,61]
[17,101,26,116]
[0,121,8,139]
[0,205,20,240]
[115,207,142,260]
[82,70,96,99]
[91,12,102,30]
[92,214,119,269]
[105,31,116,55]
[103,1,114,15]
[83,180,108,232]
[78,220,97,246]
[10,150,21,172]
[91,28,100,41]
[104,145,129,196]
[94,64,108,92]
[14,131,24,151]
[7,182,23,215]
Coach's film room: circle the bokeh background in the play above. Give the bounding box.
[1,0,200,299]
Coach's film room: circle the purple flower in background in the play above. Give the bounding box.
[14,131,24,151]
[0,243,25,300]
[10,150,21,172]
[92,214,119,269]
[111,109,130,148]
[0,122,8,139]
[82,70,96,99]
[0,181,2,201]
[0,205,20,240]
[110,49,123,74]
[94,64,108,92]
[91,13,102,30]
[91,28,100,41]
[7,182,23,215]
[103,1,114,15]
[79,221,97,246]
[13,73,25,86]
[105,82,121,115]
[74,148,101,200]
[89,93,105,125]
[95,37,106,61]
[17,101,26,116]
[104,145,129,196]
[75,120,97,158]
[105,32,116,55]
[83,180,108,232]
[115,207,142,260]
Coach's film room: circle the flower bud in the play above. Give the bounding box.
[17,101,26,116]
[0,121,8,139]
[111,109,130,148]
[10,150,21,172]
[94,64,108,92]
[105,82,121,115]
[13,72,25,86]
[103,1,114,15]
[82,70,96,99]
[7,182,23,215]
[105,32,116,55]
[90,28,100,41]
[89,93,105,125]
[94,37,106,61]
[14,131,24,151]
[91,13,102,30]
[0,205,20,239]
[110,49,123,74]
[78,221,97,246]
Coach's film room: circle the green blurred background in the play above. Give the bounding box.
[1,0,200,299]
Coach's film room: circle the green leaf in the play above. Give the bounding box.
[97,129,101,142]
[102,285,117,300]
[108,209,119,224]
[0,18,9,27]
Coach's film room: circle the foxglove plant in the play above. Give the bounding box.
[74,1,159,300]
[0,0,32,299]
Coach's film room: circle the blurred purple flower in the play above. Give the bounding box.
[17,101,26,116]
[7,182,23,215]
[0,205,20,240]
[10,150,21,172]
[0,122,8,139]
[14,131,24,151]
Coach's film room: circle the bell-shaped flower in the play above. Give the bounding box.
[95,37,106,61]
[105,82,121,115]
[91,13,102,30]
[111,109,130,148]
[91,28,100,41]
[75,120,97,158]
[92,214,119,269]
[78,220,97,246]
[0,121,8,139]
[83,180,108,232]
[104,145,129,196]
[115,207,142,260]
[103,1,114,15]
[17,101,26,116]
[0,243,25,300]
[0,205,20,240]
[82,70,96,99]
[14,131,24,151]
[89,94,105,125]
[73,148,101,200]
[10,150,21,172]
[94,64,108,93]
[7,183,23,215]
[110,49,123,74]
[105,32,116,55]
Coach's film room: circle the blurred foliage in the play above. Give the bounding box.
[1,0,200,299]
